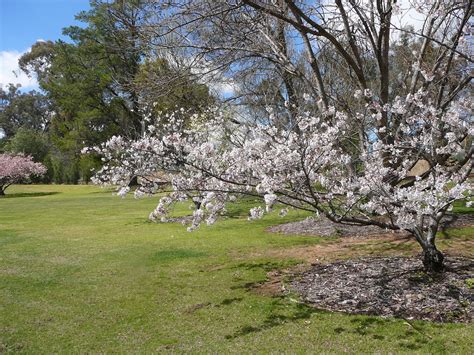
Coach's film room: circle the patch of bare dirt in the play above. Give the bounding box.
[290,256,473,323]
[253,232,474,266]
[251,270,285,297]
[253,233,419,265]
[267,213,474,238]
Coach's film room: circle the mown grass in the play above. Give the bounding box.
[0,184,473,353]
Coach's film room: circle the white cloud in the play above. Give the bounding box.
[0,49,38,90]
[175,54,238,97]
[392,0,425,32]
[209,80,238,97]
[321,0,426,39]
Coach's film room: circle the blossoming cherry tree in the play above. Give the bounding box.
[0,154,47,195]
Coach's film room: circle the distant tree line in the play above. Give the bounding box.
[0,0,214,184]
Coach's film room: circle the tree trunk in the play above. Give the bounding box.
[0,187,5,196]
[422,242,444,272]
[128,176,139,187]
[193,200,202,210]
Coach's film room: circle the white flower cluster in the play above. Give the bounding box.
[87,95,472,246]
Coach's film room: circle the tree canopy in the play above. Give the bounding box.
[4,0,214,184]
[0,153,47,195]
[88,0,473,272]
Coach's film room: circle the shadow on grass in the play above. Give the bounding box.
[226,297,448,352]
[347,235,415,255]
[124,218,154,227]
[219,297,244,306]
[224,205,253,219]
[0,191,61,199]
[90,189,117,194]
[185,297,244,314]
[225,300,319,339]
[347,316,445,351]
[332,316,446,351]
[233,260,300,272]
[229,260,299,291]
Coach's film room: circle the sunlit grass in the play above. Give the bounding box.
[0,184,472,353]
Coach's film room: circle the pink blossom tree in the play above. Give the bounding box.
[0,154,47,195]
[86,0,473,272]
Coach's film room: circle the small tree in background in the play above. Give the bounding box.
[5,128,50,163]
[0,154,47,195]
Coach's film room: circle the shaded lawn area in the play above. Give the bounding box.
[0,185,473,353]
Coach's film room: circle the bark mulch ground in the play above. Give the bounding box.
[290,256,474,323]
[267,213,474,238]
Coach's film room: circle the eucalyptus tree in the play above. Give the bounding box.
[0,84,51,139]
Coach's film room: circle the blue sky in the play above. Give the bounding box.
[0,0,90,90]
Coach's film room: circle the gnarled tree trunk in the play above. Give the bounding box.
[414,223,444,272]
[421,241,444,272]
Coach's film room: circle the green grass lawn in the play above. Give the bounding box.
[1,185,473,353]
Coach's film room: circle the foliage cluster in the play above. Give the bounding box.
[0,0,213,184]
